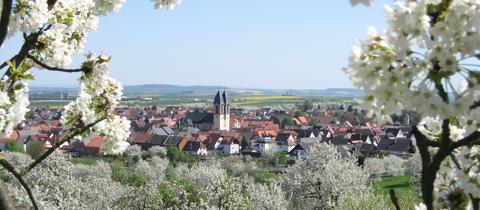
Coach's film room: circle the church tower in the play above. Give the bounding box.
[213,90,230,131]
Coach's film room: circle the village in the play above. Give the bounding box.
[0,91,416,165]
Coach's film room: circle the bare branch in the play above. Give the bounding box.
[26,54,83,73]
[0,160,39,210]
[0,0,13,47]
[20,117,106,176]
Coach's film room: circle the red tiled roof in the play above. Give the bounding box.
[317,115,333,124]
[86,136,104,148]
[0,129,20,143]
[296,117,309,125]
[132,133,153,143]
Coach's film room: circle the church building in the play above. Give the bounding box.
[213,91,230,131]
[182,90,230,131]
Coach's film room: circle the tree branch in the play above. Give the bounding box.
[20,117,106,176]
[26,54,83,73]
[0,0,13,47]
[0,160,39,210]
[451,131,480,149]
[470,100,480,110]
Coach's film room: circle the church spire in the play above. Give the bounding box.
[222,91,227,104]
[213,91,221,104]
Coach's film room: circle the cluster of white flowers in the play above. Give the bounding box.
[417,116,466,141]
[184,161,253,209]
[134,156,169,187]
[283,143,370,209]
[8,0,51,36]
[246,180,288,210]
[347,0,480,208]
[94,0,126,15]
[364,155,407,177]
[455,147,480,194]
[0,75,30,138]
[2,0,183,144]
[350,0,373,6]
[152,0,182,10]
[61,54,130,154]
[6,152,126,209]
[346,0,480,125]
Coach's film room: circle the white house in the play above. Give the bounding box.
[275,133,296,153]
[252,137,277,154]
[183,141,208,156]
[220,139,240,155]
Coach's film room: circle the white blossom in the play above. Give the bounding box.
[364,155,406,177]
[184,161,252,209]
[415,203,428,210]
[152,0,181,10]
[346,0,480,124]
[5,152,126,209]
[350,0,373,6]
[283,143,370,209]
[134,156,169,187]
[347,1,480,207]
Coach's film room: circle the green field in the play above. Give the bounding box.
[29,100,71,107]
[29,93,355,109]
[372,175,421,210]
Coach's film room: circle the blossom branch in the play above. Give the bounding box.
[0,0,13,47]
[20,117,106,176]
[1,32,43,76]
[427,0,453,25]
[26,54,84,73]
[470,100,480,110]
[413,123,453,210]
[0,160,39,210]
[451,131,480,149]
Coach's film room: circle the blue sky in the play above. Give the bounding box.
[1,0,389,89]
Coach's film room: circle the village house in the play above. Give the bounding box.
[183,141,208,156]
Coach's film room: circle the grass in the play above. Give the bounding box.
[372,175,421,210]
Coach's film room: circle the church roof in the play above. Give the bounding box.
[222,91,228,104]
[214,91,221,104]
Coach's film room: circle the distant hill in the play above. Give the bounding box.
[30,84,363,98]
[122,84,363,97]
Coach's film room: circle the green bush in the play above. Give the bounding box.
[26,141,45,159]
[5,140,24,153]
[253,171,281,184]
[111,164,146,187]
[166,147,196,166]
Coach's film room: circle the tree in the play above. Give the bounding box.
[283,143,370,209]
[281,117,296,127]
[25,141,45,159]
[5,152,126,209]
[294,111,306,118]
[246,180,288,210]
[0,1,180,208]
[347,0,480,209]
[298,100,313,112]
[183,161,252,209]
[133,156,169,187]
